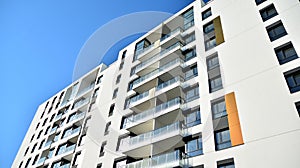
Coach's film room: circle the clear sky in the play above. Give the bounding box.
[0,0,195,167]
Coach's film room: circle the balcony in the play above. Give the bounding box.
[76,84,95,98]
[36,156,46,166]
[129,91,149,105]
[63,127,81,139]
[156,76,182,91]
[68,112,86,123]
[135,42,182,73]
[73,98,89,109]
[124,150,187,168]
[132,58,184,89]
[120,122,185,156]
[123,97,182,129]
[49,126,58,134]
[44,141,52,148]
[57,144,76,156]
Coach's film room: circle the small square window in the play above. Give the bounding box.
[203,21,214,34]
[116,75,121,84]
[112,88,118,99]
[119,62,124,70]
[295,101,300,117]
[186,136,203,157]
[217,158,235,168]
[104,122,111,135]
[266,21,287,41]
[99,142,107,157]
[259,4,278,21]
[284,67,300,93]
[97,163,102,168]
[202,8,212,20]
[121,50,127,60]
[207,54,219,70]
[274,42,298,65]
[211,98,227,119]
[255,0,266,5]
[215,128,232,150]
[108,104,115,117]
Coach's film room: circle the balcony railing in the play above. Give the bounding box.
[184,20,194,30]
[156,76,182,91]
[135,43,155,58]
[69,112,86,123]
[57,144,76,155]
[55,113,63,120]
[129,91,149,105]
[49,126,58,134]
[160,27,182,42]
[44,141,52,148]
[76,84,95,98]
[132,58,184,88]
[124,150,184,168]
[135,42,182,72]
[73,98,89,109]
[36,157,46,165]
[63,127,81,139]
[128,122,183,147]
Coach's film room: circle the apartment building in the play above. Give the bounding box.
[13,0,300,167]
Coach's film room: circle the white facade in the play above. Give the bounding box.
[13,0,300,168]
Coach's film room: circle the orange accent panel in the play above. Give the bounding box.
[213,16,225,45]
[225,92,244,146]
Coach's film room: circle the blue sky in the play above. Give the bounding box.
[0,0,194,167]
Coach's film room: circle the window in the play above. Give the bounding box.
[184,32,195,44]
[260,4,278,21]
[32,154,39,165]
[119,62,124,70]
[121,50,127,60]
[185,110,201,127]
[212,99,227,119]
[97,163,102,168]
[112,88,118,99]
[116,75,121,84]
[202,8,212,20]
[275,42,298,64]
[36,122,40,130]
[185,65,198,80]
[30,134,35,142]
[31,143,37,153]
[18,161,23,168]
[207,54,219,70]
[42,118,48,126]
[295,101,300,117]
[24,147,29,156]
[203,21,214,34]
[255,0,266,5]
[96,75,103,85]
[130,67,136,76]
[108,104,115,117]
[183,8,194,30]
[186,136,203,157]
[284,67,300,93]
[24,158,31,168]
[266,21,287,41]
[209,75,223,92]
[185,86,200,102]
[205,36,216,50]
[39,139,45,149]
[185,47,197,61]
[99,142,107,157]
[104,122,111,135]
[37,130,43,139]
[217,158,235,168]
[50,114,55,122]
[45,126,50,135]
[215,128,232,150]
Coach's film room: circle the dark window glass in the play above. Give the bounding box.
[112,88,118,99]
[284,67,300,93]
[99,142,106,157]
[255,0,266,5]
[185,48,197,61]
[109,104,115,117]
[104,122,111,135]
[218,161,235,168]
[185,65,198,80]
[215,128,232,150]
[260,4,278,21]
[207,54,219,70]
[119,62,124,70]
[209,75,223,93]
[275,42,298,64]
[183,8,194,30]
[203,21,214,34]
[122,50,127,59]
[202,8,212,20]
[116,75,121,84]
[295,101,300,117]
[186,136,203,157]
[185,110,201,127]
[266,21,287,41]
[24,158,31,168]
[212,99,227,119]
[205,36,216,51]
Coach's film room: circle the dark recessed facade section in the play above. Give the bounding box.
[259,4,278,21]
[274,42,298,65]
[284,67,300,93]
[255,0,267,5]
[266,21,287,42]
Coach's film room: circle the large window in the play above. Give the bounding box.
[284,67,300,93]
[185,86,199,102]
[185,110,201,127]
[215,128,232,150]
[259,4,278,21]
[212,99,227,119]
[186,136,203,157]
[207,54,220,70]
[209,75,223,92]
[275,42,298,65]
[266,21,287,41]
[183,8,194,30]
